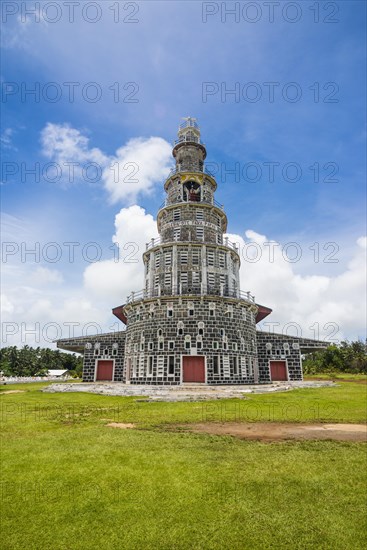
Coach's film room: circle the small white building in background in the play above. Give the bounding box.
[47,370,70,378]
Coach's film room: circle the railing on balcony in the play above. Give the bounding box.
[145,237,161,250]
[158,197,224,210]
[145,236,240,252]
[168,166,215,177]
[174,135,204,146]
[179,119,199,130]
[126,285,255,304]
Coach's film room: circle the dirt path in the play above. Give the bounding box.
[180,422,367,442]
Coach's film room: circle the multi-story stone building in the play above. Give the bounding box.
[57,118,327,383]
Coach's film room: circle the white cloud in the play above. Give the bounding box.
[0,214,114,348]
[226,230,367,341]
[0,294,14,315]
[0,128,17,151]
[30,267,64,285]
[103,137,172,204]
[83,205,158,301]
[1,286,111,348]
[0,206,158,348]
[40,123,173,203]
[41,123,105,165]
[1,6,49,50]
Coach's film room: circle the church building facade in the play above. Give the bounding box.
[57,119,327,384]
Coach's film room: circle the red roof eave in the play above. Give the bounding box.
[112,304,127,325]
[256,304,272,323]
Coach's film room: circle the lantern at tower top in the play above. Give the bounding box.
[175,116,203,145]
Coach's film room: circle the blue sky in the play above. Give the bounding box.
[1,1,366,345]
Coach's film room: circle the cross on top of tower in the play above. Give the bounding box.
[179,116,199,129]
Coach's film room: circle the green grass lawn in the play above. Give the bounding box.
[1,382,366,549]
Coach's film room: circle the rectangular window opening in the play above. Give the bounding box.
[157,356,164,377]
[147,356,154,376]
[233,356,239,375]
[168,356,175,376]
[223,356,230,378]
[240,356,247,377]
[196,227,204,241]
[213,355,220,375]
[192,250,200,265]
[180,251,188,264]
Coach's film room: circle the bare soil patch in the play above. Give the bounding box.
[106,423,136,429]
[1,390,26,395]
[182,422,367,442]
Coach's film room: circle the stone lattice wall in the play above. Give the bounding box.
[124,296,258,385]
[57,332,126,383]
[256,331,303,382]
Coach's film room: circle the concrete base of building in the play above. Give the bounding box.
[43,380,336,401]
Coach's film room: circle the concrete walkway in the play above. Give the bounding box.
[43,380,336,402]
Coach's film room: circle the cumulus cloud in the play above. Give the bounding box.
[103,137,173,203]
[40,123,173,203]
[1,206,159,348]
[0,215,113,348]
[1,286,111,348]
[83,205,158,301]
[1,268,112,348]
[226,230,367,341]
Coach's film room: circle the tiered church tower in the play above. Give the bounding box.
[123,118,259,384]
[57,118,328,383]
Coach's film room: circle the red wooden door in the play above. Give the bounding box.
[182,356,205,383]
[96,360,114,381]
[270,361,287,381]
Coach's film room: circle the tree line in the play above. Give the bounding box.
[0,346,83,378]
[303,340,367,375]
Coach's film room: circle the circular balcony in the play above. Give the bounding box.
[125,285,255,305]
[158,196,224,212]
[144,236,240,252]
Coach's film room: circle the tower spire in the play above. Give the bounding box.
[177,116,201,144]
[173,116,206,173]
